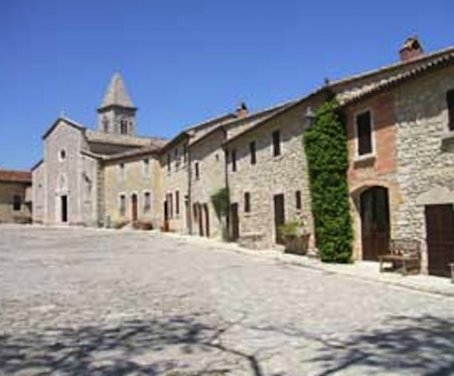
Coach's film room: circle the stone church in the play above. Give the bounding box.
[32,74,166,226]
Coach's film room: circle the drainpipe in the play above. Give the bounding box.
[222,130,230,240]
[187,140,193,235]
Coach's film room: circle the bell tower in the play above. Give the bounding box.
[97,73,137,136]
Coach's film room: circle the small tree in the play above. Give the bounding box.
[210,187,230,240]
[304,99,353,263]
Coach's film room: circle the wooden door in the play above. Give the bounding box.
[131,194,138,222]
[230,203,239,241]
[198,204,204,236]
[61,195,68,223]
[163,200,169,231]
[425,204,454,277]
[360,187,390,261]
[204,204,210,238]
[274,194,285,245]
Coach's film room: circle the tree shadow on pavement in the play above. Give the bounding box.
[0,314,264,375]
[311,315,454,376]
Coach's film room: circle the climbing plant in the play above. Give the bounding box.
[303,98,353,263]
[211,187,230,219]
[210,187,230,240]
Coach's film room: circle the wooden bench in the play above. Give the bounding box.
[379,239,421,275]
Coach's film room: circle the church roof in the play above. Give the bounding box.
[99,73,135,109]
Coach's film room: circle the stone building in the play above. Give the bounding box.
[339,41,454,277]
[225,94,332,249]
[0,169,32,223]
[31,38,454,276]
[189,103,289,240]
[102,146,163,228]
[32,73,165,226]
[159,113,236,233]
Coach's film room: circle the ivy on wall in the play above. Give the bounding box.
[303,98,353,263]
[210,187,230,240]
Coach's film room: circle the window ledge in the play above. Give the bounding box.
[353,154,376,164]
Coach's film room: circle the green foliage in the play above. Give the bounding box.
[304,99,353,263]
[279,219,308,238]
[210,188,230,219]
[279,221,301,238]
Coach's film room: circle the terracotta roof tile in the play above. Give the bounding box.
[0,170,32,183]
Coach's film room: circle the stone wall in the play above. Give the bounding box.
[226,102,316,249]
[394,65,454,273]
[0,181,31,223]
[32,162,46,224]
[190,129,226,239]
[161,139,190,233]
[344,91,400,259]
[104,154,161,228]
[80,154,99,226]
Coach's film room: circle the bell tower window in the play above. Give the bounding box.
[120,119,128,135]
[102,117,109,133]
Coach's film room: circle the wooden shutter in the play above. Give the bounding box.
[447,90,454,131]
[272,130,281,156]
[357,111,372,156]
[250,141,256,165]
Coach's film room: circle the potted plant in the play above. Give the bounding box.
[279,219,310,255]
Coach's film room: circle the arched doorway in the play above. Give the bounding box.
[360,186,390,261]
[131,194,138,222]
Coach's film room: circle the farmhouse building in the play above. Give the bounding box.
[0,169,32,223]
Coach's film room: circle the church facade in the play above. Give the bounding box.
[32,74,165,226]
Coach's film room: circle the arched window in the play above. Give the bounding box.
[120,119,128,135]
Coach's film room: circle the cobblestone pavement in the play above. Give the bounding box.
[1,225,453,376]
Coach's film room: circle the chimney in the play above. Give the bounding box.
[399,36,424,62]
[236,102,249,118]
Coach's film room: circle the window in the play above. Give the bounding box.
[175,191,180,215]
[249,141,256,165]
[183,143,188,163]
[244,192,251,213]
[144,192,151,213]
[59,149,66,162]
[231,149,237,172]
[102,117,109,132]
[119,194,126,216]
[175,148,180,168]
[272,130,281,156]
[295,191,302,210]
[447,89,454,131]
[356,111,373,156]
[118,163,125,181]
[194,162,200,180]
[143,159,150,178]
[12,195,21,211]
[167,153,171,172]
[120,119,128,135]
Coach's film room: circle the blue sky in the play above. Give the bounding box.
[0,0,452,169]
